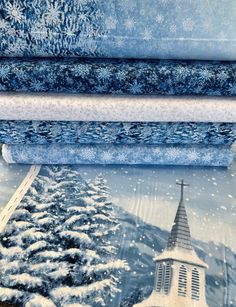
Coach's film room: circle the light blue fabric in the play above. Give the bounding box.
[3,144,234,167]
[1,0,236,60]
[1,121,236,146]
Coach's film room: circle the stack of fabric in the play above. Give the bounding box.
[1,0,236,166]
[1,2,236,307]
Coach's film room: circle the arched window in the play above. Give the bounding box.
[192,268,200,300]
[156,263,164,292]
[178,265,187,297]
[164,262,172,294]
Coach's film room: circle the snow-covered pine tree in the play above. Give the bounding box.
[0,166,129,307]
[52,174,129,306]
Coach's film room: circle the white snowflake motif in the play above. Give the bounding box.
[124,18,135,30]
[30,81,46,91]
[4,2,24,23]
[80,148,96,160]
[182,18,194,32]
[202,153,213,163]
[30,21,48,40]
[0,19,10,31]
[45,3,62,25]
[117,153,127,162]
[101,151,113,162]
[116,38,125,48]
[200,69,213,81]
[143,155,152,163]
[97,68,112,80]
[143,28,152,41]
[105,16,117,30]
[229,84,236,95]
[187,150,199,162]
[155,14,164,24]
[0,66,10,80]
[166,148,181,160]
[129,81,143,94]
[170,24,177,33]
[73,65,90,78]
[217,71,229,82]
[116,70,127,81]
[152,148,161,156]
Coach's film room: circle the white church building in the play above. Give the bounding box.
[134,180,208,307]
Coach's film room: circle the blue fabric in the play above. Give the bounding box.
[0,1,236,60]
[1,121,236,146]
[0,58,236,95]
[3,144,234,167]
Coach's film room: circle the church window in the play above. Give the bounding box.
[191,268,200,300]
[164,262,172,294]
[156,263,164,292]
[178,265,187,297]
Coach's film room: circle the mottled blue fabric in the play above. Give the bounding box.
[1,121,236,146]
[0,58,236,95]
[3,144,233,167]
[0,1,236,60]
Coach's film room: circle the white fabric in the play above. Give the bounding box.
[0,93,236,122]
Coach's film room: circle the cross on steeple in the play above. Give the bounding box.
[167,179,192,250]
[176,179,190,202]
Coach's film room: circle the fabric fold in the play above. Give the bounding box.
[2,144,233,167]
[1,1,236,60]
[0,121,236,146]
[0,93,236,122]
[0,58,236,95]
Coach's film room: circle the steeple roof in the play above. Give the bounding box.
[167,179,192,251]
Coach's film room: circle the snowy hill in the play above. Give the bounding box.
[0,165,235,307]
[113,205,236,307]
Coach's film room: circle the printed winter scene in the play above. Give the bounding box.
[0,158,235,307]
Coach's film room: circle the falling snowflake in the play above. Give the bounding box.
[4,2,24,23]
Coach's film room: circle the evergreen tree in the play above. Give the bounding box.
[0,166,129,307]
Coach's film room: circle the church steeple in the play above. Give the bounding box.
[167,179,192,251]
[134,179,209,307]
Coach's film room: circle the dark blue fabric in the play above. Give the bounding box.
[0,58,236,95]
[1,121,236,145]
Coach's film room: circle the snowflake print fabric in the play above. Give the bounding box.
[0,0,236,59]
[0,58,236,95]
[2,144,233,167]
[0,121,236,146]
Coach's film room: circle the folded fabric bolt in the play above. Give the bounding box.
[0,94,236,122]
[2,144,233,167]
[1,58,236,95]
[1,121,236,146]
[1,1,236,60]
